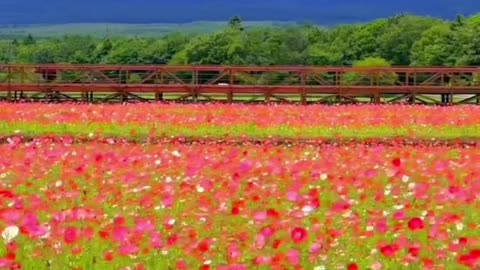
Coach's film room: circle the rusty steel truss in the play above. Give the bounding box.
[1,64,480,104]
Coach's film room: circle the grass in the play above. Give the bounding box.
[1,122,480,141]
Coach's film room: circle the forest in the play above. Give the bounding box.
[1,13,480,67]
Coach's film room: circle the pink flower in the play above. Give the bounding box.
[118,243,139,256]
[309,243,322,255]
[286,249,300,265]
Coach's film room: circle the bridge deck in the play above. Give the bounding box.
[0,65,479,104]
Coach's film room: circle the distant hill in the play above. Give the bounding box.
[0,0,479,25]
[0,22,297,39]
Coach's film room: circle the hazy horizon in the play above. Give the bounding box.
[0,0,479,25]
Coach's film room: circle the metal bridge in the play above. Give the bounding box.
[0,64,480,104]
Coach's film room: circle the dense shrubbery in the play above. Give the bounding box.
[1,14,480,66]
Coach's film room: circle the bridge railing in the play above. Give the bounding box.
[0,65,479,104]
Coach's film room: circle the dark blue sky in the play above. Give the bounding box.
[0,0,479,25]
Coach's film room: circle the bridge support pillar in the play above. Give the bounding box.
[265,91,271,103]
[121,92,128,103]
[441,94,453,105]
[407,94,415,104]
[155,92,163,101]
[476,94,480,105]
[300,89,307,105]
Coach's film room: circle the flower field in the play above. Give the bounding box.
[0,103,479,270]
[1,103,480,140]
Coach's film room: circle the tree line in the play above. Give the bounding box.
[1,14,479,67]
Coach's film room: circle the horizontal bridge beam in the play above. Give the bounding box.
[1,64,480,104]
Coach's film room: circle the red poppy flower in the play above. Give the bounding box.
[347,263,359,270]
[408,247,420,257]
[103,251,114,262]
[408,217,424,231]
[63,227,79,245]
[290,227,308,244]
[380,244,400,257]
[392,158,402,167]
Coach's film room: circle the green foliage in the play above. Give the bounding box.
[451,23,480,66]
[353,57,391,67]
[228,16,244,31]
[306,44,341,65]
[410,25,455,66]
[1,13,480,67]
[379,15,440,65]
[467,13,480,26]
[23,34,36,45]
[343,57,398,85]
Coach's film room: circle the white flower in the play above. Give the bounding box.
[55,181,63,187]
[320,173,328,181]
[155,160,161,165]
[456,223,464,231]
[203,260,212,265]
[196,186,205,193]
[1,225,19,243]
[172,150,181,157]
[314,266,326,270]
[408,182,416,190]
[402,175,410,183]
[302,205,314,214]
[343,210,353,218]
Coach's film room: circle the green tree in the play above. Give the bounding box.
[91,38,113,64]
[17,41,60,64]
[343,57,397,85]
[327,24,361,65]
[451,23,480,66]
[306,44,341,65]
[57,35,97,64]
[170,27,246,65]
[348,19,389,61]
[410,24,454,66]
[105,38,149,64]
[379,15,440,65]
[228,16,244,31]
[23,34,36,45]
[467,13,480,26]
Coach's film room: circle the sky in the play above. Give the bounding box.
[0,0,479,25]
